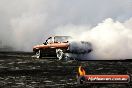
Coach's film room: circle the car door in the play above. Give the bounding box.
[46,37,56,56]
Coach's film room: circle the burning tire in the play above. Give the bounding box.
[36,50,42,58]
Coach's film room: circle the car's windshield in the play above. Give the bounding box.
[44,37,52,45]
[54,36,72,43]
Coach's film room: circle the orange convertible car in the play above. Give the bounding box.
[33,36,92,60]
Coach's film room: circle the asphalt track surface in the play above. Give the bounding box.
[0,51,132,88]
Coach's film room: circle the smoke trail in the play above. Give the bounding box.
[55,18,132,59]
[82,18,132,59]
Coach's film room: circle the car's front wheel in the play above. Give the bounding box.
[36,50,42,58]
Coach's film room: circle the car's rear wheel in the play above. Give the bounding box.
[56,49,71,60]
[36,50,42,58]
[56,49,64,60]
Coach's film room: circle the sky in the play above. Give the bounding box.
[0,0,132,59]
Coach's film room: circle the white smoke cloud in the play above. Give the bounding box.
[55,18,132,59]
[82,18,132,59]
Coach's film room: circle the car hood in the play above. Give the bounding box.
[33,44,44,49]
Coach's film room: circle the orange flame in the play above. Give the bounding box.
[78,66,86,76]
